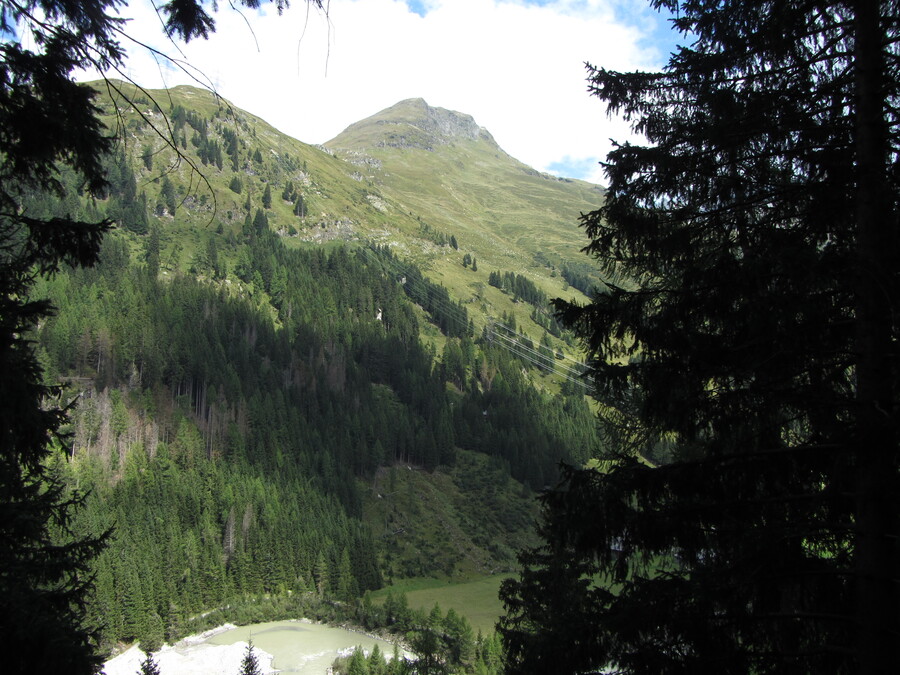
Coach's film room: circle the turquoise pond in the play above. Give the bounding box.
[206,620,401,674]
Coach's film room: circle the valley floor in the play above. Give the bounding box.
[102,620,403,675]
[102,625,278,675]
[371,574,513,634]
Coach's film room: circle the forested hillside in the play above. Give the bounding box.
[90,82,603,384]
[27,84,601,652]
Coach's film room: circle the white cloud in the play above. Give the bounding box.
[81,0,676,181]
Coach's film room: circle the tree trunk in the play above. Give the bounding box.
[853,1,898,671]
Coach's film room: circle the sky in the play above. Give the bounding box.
[78,0,683,184]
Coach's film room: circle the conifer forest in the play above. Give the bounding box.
[2,1,899,674]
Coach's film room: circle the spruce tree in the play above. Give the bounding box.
[253,208,269,234]
[0,1,324,673]
[238,640,262,675]
[501,1,899,673]
[294,194,307,218]
[160,176,177,215]
[1,1,116,669]
[347,648,369,675]
[138,653,162,675]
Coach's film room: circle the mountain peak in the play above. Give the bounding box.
[327,98,497,151]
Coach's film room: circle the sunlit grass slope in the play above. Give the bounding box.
[91,82,601,382]
[326,98,604,308]
[370,574,513,635]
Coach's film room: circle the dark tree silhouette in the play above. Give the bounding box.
[0,1,322,672]
[501,2,899,673]
[238,641,262,675]
[138,653,162,675]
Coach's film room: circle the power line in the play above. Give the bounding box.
[360,245,592,385]
[358,245,593,392]
[488,324,592,392]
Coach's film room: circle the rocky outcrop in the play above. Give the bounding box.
[404,98,494,144]
[331,98,498,151]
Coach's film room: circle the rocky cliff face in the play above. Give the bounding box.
[330,98,497,151]
[406,98,495,144]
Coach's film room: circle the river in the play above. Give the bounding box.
[103,620,402,675]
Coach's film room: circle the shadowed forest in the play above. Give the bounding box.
[2,1,899,675]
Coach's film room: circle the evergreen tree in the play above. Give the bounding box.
[145,224,161,276]
[252,208,269,234]
[314,550,330,597]
[0,2,324,673]
[368,644,384,675]
[141,144,154,172]
[293,194,307,218]
[347,648,369,675]
[238,641,261,675]
[160,176,177,215]
[501,2,900,673]
[388,644,403,675]
[262,183,272,209]
[138,653,161,675]
[206,236,220,278]
[336,547,357,602]
[407,624,445,675]
[0,0,116,670]
[442,608,474,668]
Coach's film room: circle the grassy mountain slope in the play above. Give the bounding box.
[326,97,602,265]
[326,98,604,346]
[96,83,602,372]
[95,82,416,254]
[363,450,538,582]
[33,82,607,647]
[87,75,604,451]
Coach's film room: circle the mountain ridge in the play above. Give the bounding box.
[88,80,604,375]
[330,97,499,151]
[25,82,607,653]
[324,93,605,359]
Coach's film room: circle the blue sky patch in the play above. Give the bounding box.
[547,156,603,182]
[406,0,559,19]
[405,1,428,17]
[0,22,18,41]
[622,2,689,64]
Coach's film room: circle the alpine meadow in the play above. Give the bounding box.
[1,2,898,675]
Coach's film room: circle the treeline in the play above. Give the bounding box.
[34,228,597,648]
[487,270,546,307]
[485,321,561,376]
[336,595,504,675]
[367,245,473,340]
[560,262,601,297]
[28,130,601,653]
[529,306,569,342]
[417,220,458,249]
[169,104,226,169]
[488,268,575,343]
